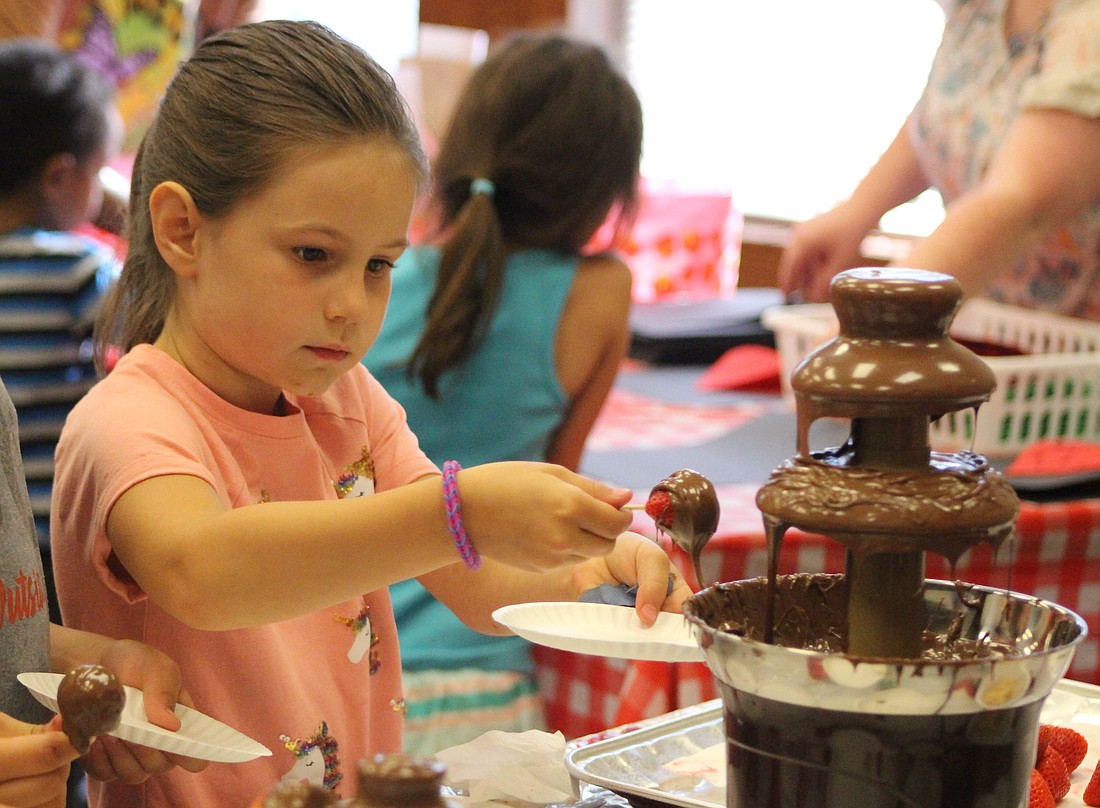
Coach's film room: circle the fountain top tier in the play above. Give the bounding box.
[792,268,997,423]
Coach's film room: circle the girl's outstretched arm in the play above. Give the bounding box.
[420,531,693,635]
[105,462,633,630]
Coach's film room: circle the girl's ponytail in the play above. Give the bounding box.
[410,178,507,398]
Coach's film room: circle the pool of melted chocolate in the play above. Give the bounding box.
[694,573,1019,662]
[686,574,1084,808]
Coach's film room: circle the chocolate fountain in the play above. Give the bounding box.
[683,269,1087,808]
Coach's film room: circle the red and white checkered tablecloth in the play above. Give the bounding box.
[585,388,763,452]
[536,387,1100,740]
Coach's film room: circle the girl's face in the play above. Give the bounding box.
[164,138,418,414]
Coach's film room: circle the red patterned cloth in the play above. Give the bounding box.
[585,389,763,452]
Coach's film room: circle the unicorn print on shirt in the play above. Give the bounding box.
[279,721,341,791]
[331,449,384,668]
[334,602,380,670]
[334,447,375,498]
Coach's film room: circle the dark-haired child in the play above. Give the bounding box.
[365,33,643,753]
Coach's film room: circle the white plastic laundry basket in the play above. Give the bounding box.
[761,300,1100,457]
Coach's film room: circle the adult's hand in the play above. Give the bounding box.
[778,201,873,302]
[780,111,931,302]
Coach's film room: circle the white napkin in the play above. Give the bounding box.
[435,729,575,806]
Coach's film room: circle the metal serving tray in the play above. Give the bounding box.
[566,681,1100,808]
[566,700,725,808]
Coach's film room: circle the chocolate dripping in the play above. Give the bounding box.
[755,269,1019,658]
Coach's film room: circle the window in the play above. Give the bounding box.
[621,1,946,235]
[254,0,419,77]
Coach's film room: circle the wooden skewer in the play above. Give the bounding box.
[623,503,647,510]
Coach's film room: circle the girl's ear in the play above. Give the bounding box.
[149,181,202,276]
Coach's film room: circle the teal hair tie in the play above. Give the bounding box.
[469,177,495,198]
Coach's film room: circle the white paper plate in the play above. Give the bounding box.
[493,602,704,662]
[18,672,271,763]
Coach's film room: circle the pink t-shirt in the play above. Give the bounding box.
[52,344,438,807]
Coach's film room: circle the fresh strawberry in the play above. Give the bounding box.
[1036,724,1056,764]
[1029,769,1056,808]
[1083,761,1100,806]
[645,490,674,524]
[1050,726,1088,772]
[1037,746,1071,802]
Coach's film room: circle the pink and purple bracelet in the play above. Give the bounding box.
[442,460,481,570]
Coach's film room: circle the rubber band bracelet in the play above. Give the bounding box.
[442,460,481,570]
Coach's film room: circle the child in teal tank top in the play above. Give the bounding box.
[364,33,644,753]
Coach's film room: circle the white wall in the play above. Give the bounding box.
[254,0,419,77]
[572,0,947,235]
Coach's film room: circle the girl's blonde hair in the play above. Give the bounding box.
[95,20,427,371]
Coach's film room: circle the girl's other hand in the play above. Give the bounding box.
[0,712,76,808]
[457,462,633,572]
[82,640,207,783]
[572,531,692,626]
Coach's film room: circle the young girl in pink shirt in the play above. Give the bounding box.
[50,20,689,808]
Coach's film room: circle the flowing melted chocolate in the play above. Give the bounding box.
[683,270,1077,808]
[650,468,720,587]
[56,664,125,754]
[756,446,1017,564]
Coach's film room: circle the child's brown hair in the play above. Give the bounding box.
[409,34,643,397]
[95,20,427,371]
